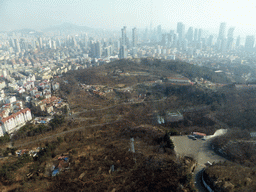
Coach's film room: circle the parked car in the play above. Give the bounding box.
[188,135,195,139]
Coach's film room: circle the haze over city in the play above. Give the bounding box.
[1,0,256,191]
[1,0,256,36]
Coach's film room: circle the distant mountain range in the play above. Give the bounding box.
[42,22,92,32]
[7,28,43,36]
[3,23,93,34]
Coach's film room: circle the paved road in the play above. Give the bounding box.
[171,135,227,192]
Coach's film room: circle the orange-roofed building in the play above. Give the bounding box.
[193,132,206,138]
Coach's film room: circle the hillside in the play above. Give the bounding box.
[204,162,256,192]
[1,58,215,191]
[0,58,247,191]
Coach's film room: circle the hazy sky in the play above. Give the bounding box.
[0,0,256,36]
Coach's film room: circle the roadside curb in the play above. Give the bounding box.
[201,169,214,192]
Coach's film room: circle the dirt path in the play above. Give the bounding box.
[13,120,122,148]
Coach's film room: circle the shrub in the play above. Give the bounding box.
[0,134,11,143]
[57,137,63,144]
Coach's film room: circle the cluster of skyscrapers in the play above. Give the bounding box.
[140,22,255,54]
[3,22,255,63]
[119,26,137,59]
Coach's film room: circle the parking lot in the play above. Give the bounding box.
[171,135,226,167]
[171,135,227,191]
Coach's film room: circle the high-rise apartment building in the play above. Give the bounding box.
[207,35,214,47]
[9,38,15,48]
[161,34,167,46]
[236,36,241,48]
[244,35,255,51]
[132,27,137,47]
[52,41,57,50]
[177,22,185,40]
[227,27,235,50]
[218,22,226,40]
[194,28,198,42]
[14,39,21,53]
[172,33,178,47]
[198,29,203,41]
[221,38,227,52]
[90,41,102,58]
[72,36,77,47]
[95,41,102,58]
[119,45,128,59]
[186,27,194,42]
[157,25,162,42]
[227,27,235,38]
[121,26,127,46]
[48,39,52,49]
[38,37,43,49]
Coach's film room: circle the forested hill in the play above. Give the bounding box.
[161,60,231,83]
[140,58,231,83]
[66,58,231,85]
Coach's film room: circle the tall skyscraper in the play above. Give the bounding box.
[227,27,235,50]
[20,38,28,50]
[48,39,52,49]
[157,25,162,42]
[104,46,110,57]
[52,41,57,50]
[72,36,77,47]
[121,26,127,46]
[150,21,153,35]
[38,37,43,49]
[221,38,227,52]
[207,35,214,47]
[218,22,226,40]
[244,35,255,51]
[14,39,21,53]
[170,30,175,35]
[198,29,203,41]
[186,27,194,42]
[236,36,241,48]
[119,45,128,59]
[172,33,178,47]
[227,27,235,38]
[166,34,172,47]
[9,38,15,48]
[161,34,167,46]
[182,39,188,51]
[194,28,198,42]
[177,22,185,40]
[95,41,102,58]
[132,28,137,47]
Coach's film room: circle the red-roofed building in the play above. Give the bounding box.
[193,132,206,138]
